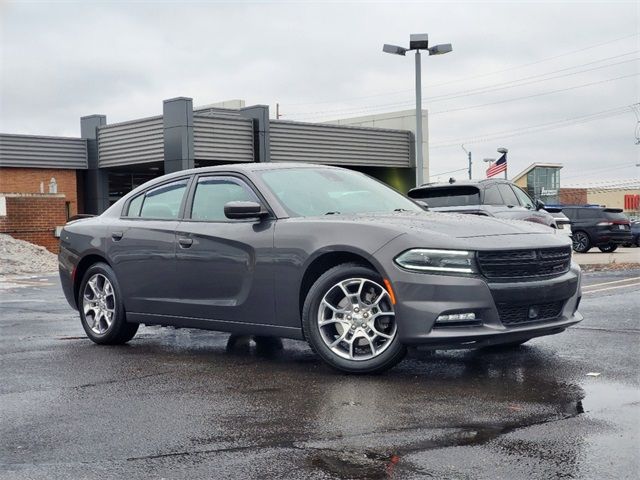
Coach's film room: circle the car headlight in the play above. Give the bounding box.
[394,249,478,274]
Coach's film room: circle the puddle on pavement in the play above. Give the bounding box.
[306,381,639,479]
[579,379,640,413]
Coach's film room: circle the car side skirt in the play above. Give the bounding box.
[127,312,305,340]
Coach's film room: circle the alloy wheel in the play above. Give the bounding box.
[82,274,116,335]
[317,278,397,361]
[573,232,589,252]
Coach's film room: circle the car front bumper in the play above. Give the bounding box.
[390,262,582,348]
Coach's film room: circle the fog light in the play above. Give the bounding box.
[436,312,476,322]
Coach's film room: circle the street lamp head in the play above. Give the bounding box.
[383,44,407,56]
[483,158,496,163]
[409,33,429,50]
[497,147,509,154]
[428,43,453,56]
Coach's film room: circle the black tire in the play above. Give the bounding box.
[482,339,530,350]
[598,244,618,253]
[78,262,139,345]
[302,263,406,374]
[572,231,591,253]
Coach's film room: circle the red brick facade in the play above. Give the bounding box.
[559,188,588,206]
[0,194,67,253]
[0,167,79,216]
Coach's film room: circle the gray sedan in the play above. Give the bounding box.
[59,163,583,373]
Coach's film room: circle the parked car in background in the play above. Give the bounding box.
[549,211,573,239]
[408,178,558,228]
[561,206,632,253]
[58,163,582,374]
[623,220,640,247]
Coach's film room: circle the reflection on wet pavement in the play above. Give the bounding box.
[1,271,638,479]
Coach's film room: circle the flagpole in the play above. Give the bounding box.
[498,147,509,180]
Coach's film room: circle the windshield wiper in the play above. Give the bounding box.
[393,208,410,212]
[324,211,341,215]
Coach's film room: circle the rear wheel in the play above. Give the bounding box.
[572,231,591,253]
[302,263,406,374]
[598,244,618,253]
[78,263,138,345]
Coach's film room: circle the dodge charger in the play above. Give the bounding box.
[59,163,583,373]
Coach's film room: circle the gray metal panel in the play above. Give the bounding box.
[193,115,254,163]
[0,134,88,169]
[269,121,411,167]
[193,107,243,118]
[97,116,164,168]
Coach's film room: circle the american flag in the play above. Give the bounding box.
[486,154,507,178]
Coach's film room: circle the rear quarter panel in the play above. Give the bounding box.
[58,218,110,309]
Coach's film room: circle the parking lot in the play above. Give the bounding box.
[1,268,638,479]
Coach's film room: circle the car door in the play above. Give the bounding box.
[108,177,190,315]
[172,174,276,325]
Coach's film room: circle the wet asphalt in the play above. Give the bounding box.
[0,270,638,480]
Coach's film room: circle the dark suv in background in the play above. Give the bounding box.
[408,179,559,229]
[561,206,632,253]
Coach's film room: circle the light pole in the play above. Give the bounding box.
[383,34,452,187]
[462,144,472,179]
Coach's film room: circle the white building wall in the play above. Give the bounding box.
[325,109,429,182]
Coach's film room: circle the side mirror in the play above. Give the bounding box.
[415,200,429,211]
[224,201,268,220]
[535,199,545,211]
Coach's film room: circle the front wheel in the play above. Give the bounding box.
[302,263,406,374]
[598,244,618,253]
[78,263,139,345]
[572,231,591,253]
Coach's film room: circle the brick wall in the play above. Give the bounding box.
[0,194,67,253]
[0,167,79,216]
[559,188,588,205]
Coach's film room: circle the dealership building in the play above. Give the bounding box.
[512,162,639,218]
[0,97,422,251]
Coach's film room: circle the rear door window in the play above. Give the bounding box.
[410,186,480,208]
[483,185,504,205]
[497,184,519,206]
[139,179,189,219]
[577,208,601,220]
[126,194,144,217]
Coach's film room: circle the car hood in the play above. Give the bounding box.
[314,211,553,238]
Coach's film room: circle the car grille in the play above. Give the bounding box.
[497,301,565,326]
[477,247,572,280]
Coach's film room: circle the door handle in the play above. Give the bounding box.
[178,237,193,248]
[111,231,123,241]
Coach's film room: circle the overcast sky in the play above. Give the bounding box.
[1,0,638,185]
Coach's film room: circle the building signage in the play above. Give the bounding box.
[541,188,558,196]
[624,194,640,211]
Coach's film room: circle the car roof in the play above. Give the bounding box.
[145,162,347,186]
[172,162,339,176]
[408,178,514,197]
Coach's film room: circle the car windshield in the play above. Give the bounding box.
[258,167,422,217]
[410,186,481,208]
